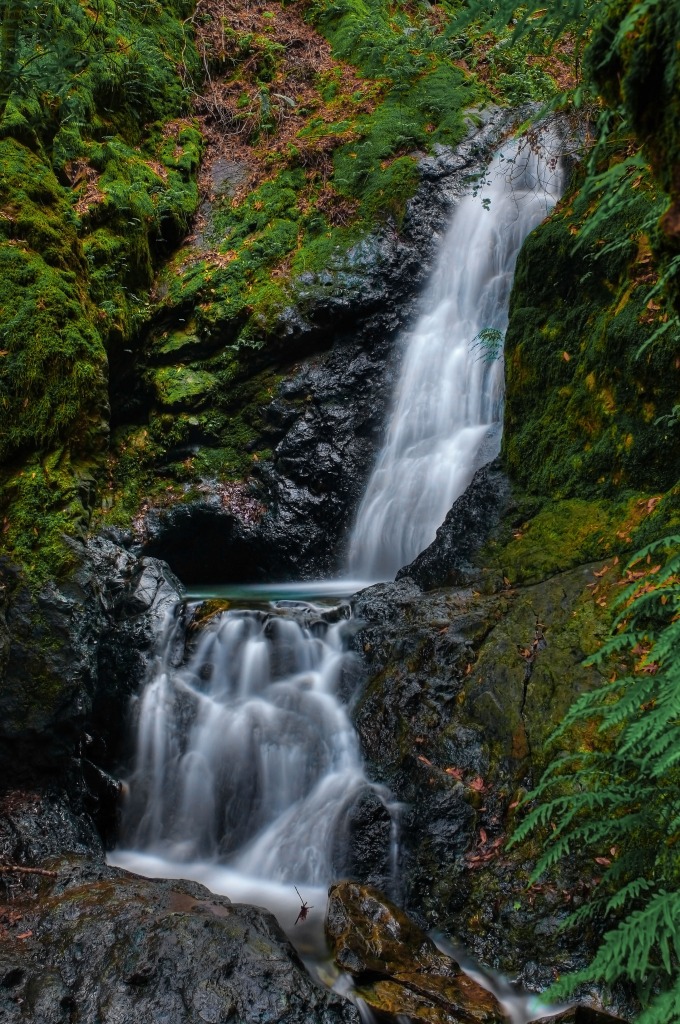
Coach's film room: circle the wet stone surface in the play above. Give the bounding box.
[0,859,359,1024]
[326,880,504,1023]
[347,553,619,992]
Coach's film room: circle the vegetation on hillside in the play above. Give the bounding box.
[0,0,202,578]
[461,2,680,1020]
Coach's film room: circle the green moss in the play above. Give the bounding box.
[100,364,282,526]
[1,453,92,581]
[588,0,680,223]
[152,366,216,408]
[503,167,680,498]
[0,0,202,584]
[490,498,622,586]
[0,141,107,464]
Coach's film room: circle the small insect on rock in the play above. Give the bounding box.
[294,885,313,925]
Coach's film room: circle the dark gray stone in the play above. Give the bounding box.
[0,537,183,843]
[396,459,513,590]
[0,860,360,1024]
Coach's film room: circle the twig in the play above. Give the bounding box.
[0,863,57,878]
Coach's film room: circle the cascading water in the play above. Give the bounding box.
[112,134,564,1017]
[112,599,397,961]
[349,138,563,581]
[119,603,388,883]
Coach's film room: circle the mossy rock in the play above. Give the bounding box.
[503,169,680,499]
[152,366,217,409]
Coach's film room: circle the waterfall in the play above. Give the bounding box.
[112,133,564,967]
[113,600,396,952]
[348,138,563,581]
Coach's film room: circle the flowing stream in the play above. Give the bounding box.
[112,135,563,1018]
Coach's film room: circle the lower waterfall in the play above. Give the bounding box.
[112,597,398,961]
[118,602,393,883]
[111,133,564,1014]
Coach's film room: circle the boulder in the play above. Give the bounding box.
[0,859,359,1024]
[326,881,503,1023]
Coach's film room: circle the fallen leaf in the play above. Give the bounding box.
[445,766,464,780]
[593,565,609,578]
[16,931,32,940]
[562,351,571,361]
[417,755,433,767]
[480,828,488,844]
[469,776,486,792]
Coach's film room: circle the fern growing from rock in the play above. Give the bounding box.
[512,536,680,1022]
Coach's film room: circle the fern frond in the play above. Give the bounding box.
[636,980,680,1024]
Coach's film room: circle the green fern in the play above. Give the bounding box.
[511,538,680,1022]
[470,327,504,363]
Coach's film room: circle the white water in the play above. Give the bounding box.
[113,600,396,961]
[349,139,562,581]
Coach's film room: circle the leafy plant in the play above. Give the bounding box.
[512,536,680,1022]
[471,327,504,363]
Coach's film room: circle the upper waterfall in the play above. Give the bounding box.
[348,138,563,582]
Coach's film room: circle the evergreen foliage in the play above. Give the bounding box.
[471,326,504,362]
[456,1,680,1018]
[512,538,680,1021]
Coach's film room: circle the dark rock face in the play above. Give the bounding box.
[0,860,359,1024]
[397,460,513,590]
[336,787,395,891]
[0,790,104,866]
[138,112,518,584]
[326,880,504,1023]
[0,536,182,837]
[348,558,615,982]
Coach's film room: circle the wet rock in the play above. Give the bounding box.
[535,1009,627,1023]
[0,537,183,847]
[337,788,394,891]
[349,551,618,980]
[326,881,503,1023]
[0,790,103,867]
[397,461,513,590]
[0,860,359,1024]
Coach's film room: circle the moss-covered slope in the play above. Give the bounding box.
[0,0,202,581]
[504,168,680,500]
[0,0,569,580]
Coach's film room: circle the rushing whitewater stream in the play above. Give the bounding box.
[112,135,563,1017]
